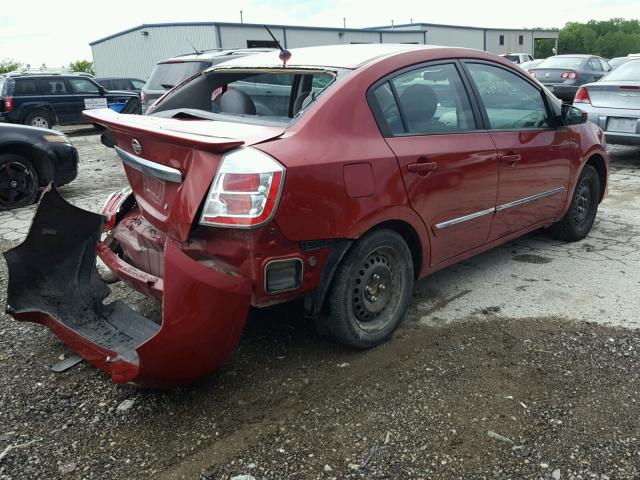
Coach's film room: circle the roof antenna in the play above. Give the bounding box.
[186,38,202,55]
[264,25,291,65]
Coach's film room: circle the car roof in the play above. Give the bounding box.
[210,44,438,70]
[96,77,143,81]
[162,48,276,63]
[551,54,594,58]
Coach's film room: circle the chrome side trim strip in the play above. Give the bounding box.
[115,146,182,183]
[435,207,495,229]
[496,186,566,212]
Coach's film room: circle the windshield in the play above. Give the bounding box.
[537,57,586,69]
[151,68,338,124]
[146,61,211,91]
[603,59,640,81]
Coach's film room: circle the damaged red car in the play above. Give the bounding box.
[4,45,609,386]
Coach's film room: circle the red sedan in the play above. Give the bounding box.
[4,45,608,386]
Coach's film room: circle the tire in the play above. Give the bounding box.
[24,110,53,129]
[549,165,600,241]
[0,154,39,210]
[326,229,414,349]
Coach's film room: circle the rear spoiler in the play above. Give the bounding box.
[83,108,244,153]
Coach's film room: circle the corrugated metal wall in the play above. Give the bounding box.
[91,25,218,79]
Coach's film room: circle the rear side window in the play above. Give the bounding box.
[40,79,68,95]
[14,79,39,95]
[372,63,476,136]
[587,58,603,71]
[465,62,550,130]
[147,61,211,90]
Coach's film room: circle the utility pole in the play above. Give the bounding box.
[343,17,346,29]
[240,10,243,23]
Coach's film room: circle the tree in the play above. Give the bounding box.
[534,38,556,58]
[558,19,640,57]
[0,59,23,74]
[69,60,95,76]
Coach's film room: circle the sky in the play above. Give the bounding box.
[0,0,637,67]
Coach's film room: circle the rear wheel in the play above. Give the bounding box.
[0,154,39,210]
[326,229,414,349]
[25,110,53,129]
[549,165,600,241]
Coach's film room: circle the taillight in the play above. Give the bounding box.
[561,71,579,80]
[199,147,285,228]
[4,96,13,112]
[102,186,133,231]
[574,86,591,104]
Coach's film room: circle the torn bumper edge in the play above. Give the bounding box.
[3,187,252,386]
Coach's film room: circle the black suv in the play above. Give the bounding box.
[0,74,138,129]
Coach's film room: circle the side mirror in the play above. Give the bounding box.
[561,103,588,126]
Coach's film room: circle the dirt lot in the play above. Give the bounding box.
[0,136,639,479]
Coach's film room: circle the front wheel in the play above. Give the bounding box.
[0,154,39,210]
[549,165,600,241]
[326,229,414,349]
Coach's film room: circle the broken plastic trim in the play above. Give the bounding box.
[3,186,252,386]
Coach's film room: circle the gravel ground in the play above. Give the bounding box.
[0,136,639,479]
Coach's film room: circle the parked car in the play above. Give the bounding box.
[520,59,543,71]
[95,77,146,93]
[141,48,275,113]
[0,123,78,210]
[0,73,138,129]
[574,59,640,145]
[500,53,534,64]
[4,44,609,386]
[529,54,612,101]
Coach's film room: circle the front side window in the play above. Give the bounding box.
[587,58,603,71]
[68,78,100,94]
[372,63,476,136]
[466,62,550,130]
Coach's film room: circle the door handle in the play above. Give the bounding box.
[407,161,437,175]
[501,154,521,166]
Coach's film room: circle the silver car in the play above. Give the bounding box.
[575,59,640,146]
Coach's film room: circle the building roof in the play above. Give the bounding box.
[368,22,559,33]
[208,44,436,70]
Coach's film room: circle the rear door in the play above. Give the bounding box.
[37,77,76,124]
[463,61,573,240]
[369,61,499,266]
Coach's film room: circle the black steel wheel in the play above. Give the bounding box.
[549,165,600,241]
[0,154,39,210]
[326,229,414,348]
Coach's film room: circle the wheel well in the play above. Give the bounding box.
[1,144,54,187]
[586,154,607,202]
[371,220,423,279]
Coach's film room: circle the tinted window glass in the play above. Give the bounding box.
[110,79,130,90]
[68,78,100,94]
[147,61,211,90]
[388,63,476,134]
[40,79,68,95]
[15,79,39,95]
[587,58,603,71]
[372,82,404,135]
[537,56,585,69]
[599,59,611,71]
[466,63,550,130]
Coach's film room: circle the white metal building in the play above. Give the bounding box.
[90,21,558,79]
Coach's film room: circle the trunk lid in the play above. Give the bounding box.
[586,81,640,109]
[531,68,575,84]
[84,109,285,241]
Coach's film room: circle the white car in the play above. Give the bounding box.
[500,53,534,64]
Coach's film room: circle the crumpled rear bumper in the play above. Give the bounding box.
[3,187,251,387]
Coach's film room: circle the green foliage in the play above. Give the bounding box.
[0,58,22,74]
[69,60,95,76]
[534,38,556,58]
[558,19,640,58]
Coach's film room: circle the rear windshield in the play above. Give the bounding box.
[603,59,640,81]
[503,55,520,63]
[151,68,338,124]
[537,57,586,69]
[146,61,211,91]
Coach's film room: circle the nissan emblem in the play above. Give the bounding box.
[132,139,142,155]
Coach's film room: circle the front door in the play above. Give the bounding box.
[369,62,499,266]
[67,77,107,123]
[463,61,574,240]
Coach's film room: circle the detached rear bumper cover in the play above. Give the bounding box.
[3,188,251,386]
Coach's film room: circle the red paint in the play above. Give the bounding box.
[9,47,609,385]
